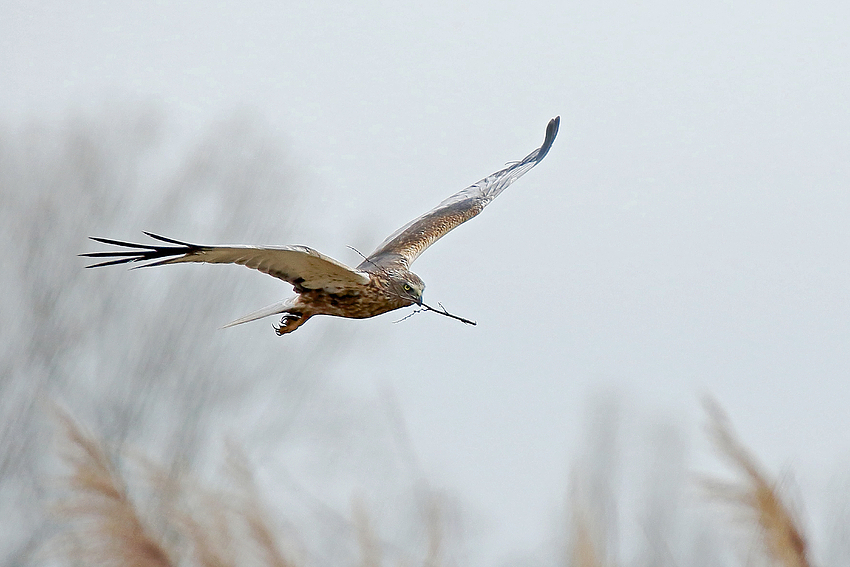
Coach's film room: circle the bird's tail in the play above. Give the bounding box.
[221,298,296,329]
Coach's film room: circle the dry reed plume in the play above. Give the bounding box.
[222,444,294,567]
[704,399,811,567]
[423,495,444,567]
[50,401,821,567]
[53,409,174,567]
[352,497,383,567]
[52,409,445,567]
[53,410,293,567]
[352,491,445,567]
[570,510,604,567]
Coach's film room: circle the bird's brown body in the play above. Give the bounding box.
[278,270,417,334]
[82,117,559,335]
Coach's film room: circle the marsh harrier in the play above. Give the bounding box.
[83,117,560,334]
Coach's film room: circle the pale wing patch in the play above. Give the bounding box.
[168,245,371,290]
[82,235,370,292]
[365,117,559,269]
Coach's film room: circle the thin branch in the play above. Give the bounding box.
[393,311,420,324]
[395,302,476,326]
[423,302,476,325]
[348,245,476,326]
[347,245,372,264]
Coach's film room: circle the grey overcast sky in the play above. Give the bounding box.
[4,0,850,563]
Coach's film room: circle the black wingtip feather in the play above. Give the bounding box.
[80,251,148,258]
[536,116,560,163]
[81,232,203,269]
[142,231,195,246]
[83,257,139,268]
[88,236,153,249]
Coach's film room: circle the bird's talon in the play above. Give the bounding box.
[275,314,303,336]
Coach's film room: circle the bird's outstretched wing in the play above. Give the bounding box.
[81,232,371,292]
[363,117,559,270]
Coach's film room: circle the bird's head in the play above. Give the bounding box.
[390,272,425,306]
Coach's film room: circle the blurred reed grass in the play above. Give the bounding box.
[52,400,819,567]
[703,399,811,567]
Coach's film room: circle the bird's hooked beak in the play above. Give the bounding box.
[416,293,423,306]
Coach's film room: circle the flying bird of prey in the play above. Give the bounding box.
[83,117,560,335]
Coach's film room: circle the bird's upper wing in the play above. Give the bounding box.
[362,117,559,271]
[81,232,371,292]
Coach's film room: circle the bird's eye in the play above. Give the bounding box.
[403,284,412,292]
